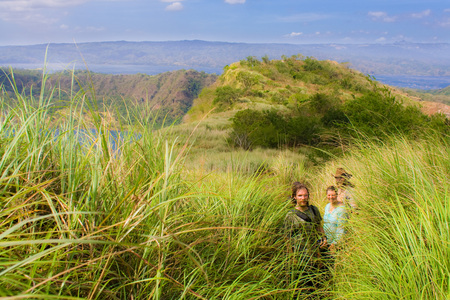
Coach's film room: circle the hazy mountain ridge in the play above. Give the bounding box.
[1,40,450,77]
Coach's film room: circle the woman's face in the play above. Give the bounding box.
[294,188,309,207]
[327,190,338,204]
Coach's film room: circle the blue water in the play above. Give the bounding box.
[2,128,141,153]
[66,129,141,152]
[373,75,450,90]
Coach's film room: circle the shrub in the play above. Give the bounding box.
[303,57,323,72]
[212,85,242,108]
[285,114,323,146]
[288,92,309,104]
[321,105,349,127]
[229,109,278,149]
[308,93,335,115]
[342,88,428,138]
[275,61,290,75]
[236,71,260,91]
[245,56,261,67]
[229,109,325,149]
[270,91,286,104]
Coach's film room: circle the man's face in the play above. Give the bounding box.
[294,188,309,208]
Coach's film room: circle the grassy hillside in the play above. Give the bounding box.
[401,85,450,105]
[0,68,217,125]
[0,70,448,299]
[187,55,377,121]
[184,55,448,157]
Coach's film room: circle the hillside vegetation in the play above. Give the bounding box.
[0,63,448,299]
[0,68,217,125]
[186,55,449,153]
[1,57,450,299]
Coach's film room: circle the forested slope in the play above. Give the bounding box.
[0,68,217,124]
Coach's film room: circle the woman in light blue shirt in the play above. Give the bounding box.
[323,186,348,251]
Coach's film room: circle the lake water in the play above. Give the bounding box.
[373,75,450,90]
[2,63,450,90]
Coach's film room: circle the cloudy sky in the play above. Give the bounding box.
[1,0,449,46]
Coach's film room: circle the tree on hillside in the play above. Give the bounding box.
[229,109,278,150]
[213,85,242,109]
[236,71,259,92]
[343,88,428,137]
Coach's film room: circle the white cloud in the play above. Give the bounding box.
[368,11,397,22]
[279,13,328,23]
[438,18,450,27]
[160,0,184,2]
[0,0,115,23]
[71,25,106,33]
[368,11,386,18]
[0,0,89,11]
[85,26,106,32]
[410,9,431,18]
[375,37,386,43]
[285,32,303,37]
[225,0,246,4]
[165,2,183,11]
[351,30,370,35]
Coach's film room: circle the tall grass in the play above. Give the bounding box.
[1,67,448,299]
[0,69,313,299]
[0,69,192,299]
[313,135,450,300]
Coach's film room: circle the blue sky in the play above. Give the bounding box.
[0,0,449,46]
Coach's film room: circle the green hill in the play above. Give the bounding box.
[183,55,449,153]
[2,55,448,148]
[0,68,217,125]
[396,84,450,109]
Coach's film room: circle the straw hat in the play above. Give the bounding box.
[333,168,352,179]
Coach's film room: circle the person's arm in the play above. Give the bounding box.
[318,225,327,248]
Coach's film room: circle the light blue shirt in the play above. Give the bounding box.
[323,203,348,245]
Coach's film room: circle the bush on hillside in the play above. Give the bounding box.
[229,109,323,149]
[229,85,449,150]
[307,93,336,114]
[285,114,323,146]
[321,106,349,127]
[342,88,428,137]
[303,57,323,72]
[212,85,242,109]
[244,56,261,68]
[236,71,260,92]
[427,113,450,134]
[228,109,279,149]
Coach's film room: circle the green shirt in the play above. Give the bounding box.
[284,206,322,254]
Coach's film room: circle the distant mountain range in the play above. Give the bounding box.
[1,40,450,79]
